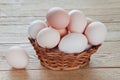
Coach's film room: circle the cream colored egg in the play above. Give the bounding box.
[57,28,68,37]
[68,10,87,33]
[58,33,88,53]
[46,7,70,29]
[37,27,60,48]
[85,21,107,45]
[28,20,47,39]
[6,46,29,69]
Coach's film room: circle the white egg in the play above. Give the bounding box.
[6,46,29,69]
[58,33,88,53]
[28,20,47,39]
[68,10,87,33]
[37,27,60,48]
[85,21,107,45]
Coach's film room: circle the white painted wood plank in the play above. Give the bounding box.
[0,68,120,80]
[0,15,120,25]
[0,8,120,17]
[0,0,119,9]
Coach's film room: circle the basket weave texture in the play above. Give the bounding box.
[29,38,101,70]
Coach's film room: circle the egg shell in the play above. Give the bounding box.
[58,33,88,53]
[86,17,93,25]
[6,46,29,69]
[85,21,107,45]
[37,27,60,48]
[68,10,87,33]
[28,20,48,39]
[84,17,93,33]
[46,7,70,29]
[57,28,68,37]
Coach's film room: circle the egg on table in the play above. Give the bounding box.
[58,33,88,53]
[68,10,87,33]
[6,46,29,69]
[37,27,60,48]
[85,21,107,45]
[28,20,48,39]
[46,7,70,29]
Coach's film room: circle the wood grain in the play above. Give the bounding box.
[0,0,120,9]
[0,0,120,80]
[0,8,120,17]
[0,69,120,80]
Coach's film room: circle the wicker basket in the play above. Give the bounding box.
[28,38,101,70]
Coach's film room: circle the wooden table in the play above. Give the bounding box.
[0,0,120,80]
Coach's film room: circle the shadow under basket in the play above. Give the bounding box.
[28,38,101,70]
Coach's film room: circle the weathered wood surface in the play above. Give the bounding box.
[0,0,120,80]
[0,69,120,80]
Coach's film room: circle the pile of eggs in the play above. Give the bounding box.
[28,7,107,54]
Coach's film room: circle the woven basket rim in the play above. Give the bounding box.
[28,37,101,55]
